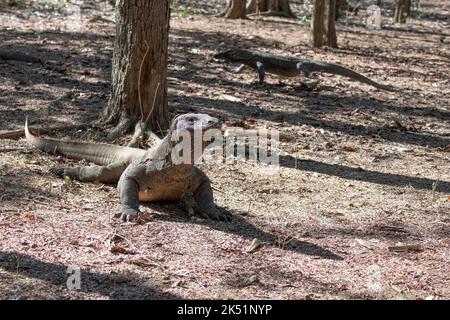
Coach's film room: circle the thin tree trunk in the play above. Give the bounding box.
[335,0,341,20]
[394,0,409,23]
[326,0,338,48]
[312,0,325,48]
[405,0,411,15]
[219,0,247,19]
[104,0,170,140]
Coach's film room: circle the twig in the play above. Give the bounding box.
[134,41,162,145]
[138,42,151,126]
[144,82,161,127]
[102,224,163,270]
[212,186,225,193]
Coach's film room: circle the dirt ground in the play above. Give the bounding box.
[0,0,449,300]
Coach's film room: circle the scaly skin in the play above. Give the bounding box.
[214,48,393,91]
[25,114,231,222]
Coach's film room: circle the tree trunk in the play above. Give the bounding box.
[312,0,325,48]
[335,0,341,20]
[246,0,295,18]
[104,0,170,140]
[394,0,409,23]
[335,0,360,19]
[219,0,247,19]
[325,0,338,48]
[405,0,411,16]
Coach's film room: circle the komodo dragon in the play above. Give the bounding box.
[25,113,231,222]
[214,48,393,91]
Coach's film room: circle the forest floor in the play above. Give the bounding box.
[0,0,449,300]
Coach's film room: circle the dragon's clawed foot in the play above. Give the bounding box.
[115,208,140,222]
[200,206,232,222]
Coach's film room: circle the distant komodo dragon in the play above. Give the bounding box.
[214,48,393,91]
[25,113,231,222]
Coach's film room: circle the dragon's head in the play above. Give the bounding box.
[169,113,221,164]
[171,113,219,133]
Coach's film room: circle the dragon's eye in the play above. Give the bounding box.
[187,117,195,124]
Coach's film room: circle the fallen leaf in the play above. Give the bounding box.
[391,285,403,293]
[343,146,357,152]
[219,94,242,103]
[247,274,259,285]
[172,280,184,287]
[246,238,262,253]
[355,238,378,250]
[322,211,345,217]
[24,213,35,221]
[110,246,135,255]
[391,146,412,153]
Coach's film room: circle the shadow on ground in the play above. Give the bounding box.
[0,250,179,299]
[148,207,344,261]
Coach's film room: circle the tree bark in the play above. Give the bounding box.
[325,0,338,48]
[312,0,325,48]
[246,0,295,18]
[394,0,410,23]
[219,0,247,18]
[335,0,360,19]
[104,0,170,140]
[405,0,411,16]
[335,0,341,20]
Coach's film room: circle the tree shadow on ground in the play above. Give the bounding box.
[147,206,343,261]
[172,94,450,149]
[0,171,62,206]
[281,155,450,194]
[0,250,180,299]
[0,29,112,129]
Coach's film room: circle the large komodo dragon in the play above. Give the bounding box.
[25,113,231,222]
[214,48,392,91]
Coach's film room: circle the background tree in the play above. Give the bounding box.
[312,0,338,48]
[312,0,325,48]
[325,0,338,48]
[219,0,247,18]
[246,0,295,18]
[394,0,411,23]
[335,0,360,19]
[104,0,170,141]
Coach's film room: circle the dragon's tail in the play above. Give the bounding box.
[25,118,145,165]
[298,61,394,91]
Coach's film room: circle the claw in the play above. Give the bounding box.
[115,208,140,222]
[203,208,232,222]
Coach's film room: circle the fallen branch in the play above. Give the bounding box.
[388,244,424,253]
[0,123,98,140]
